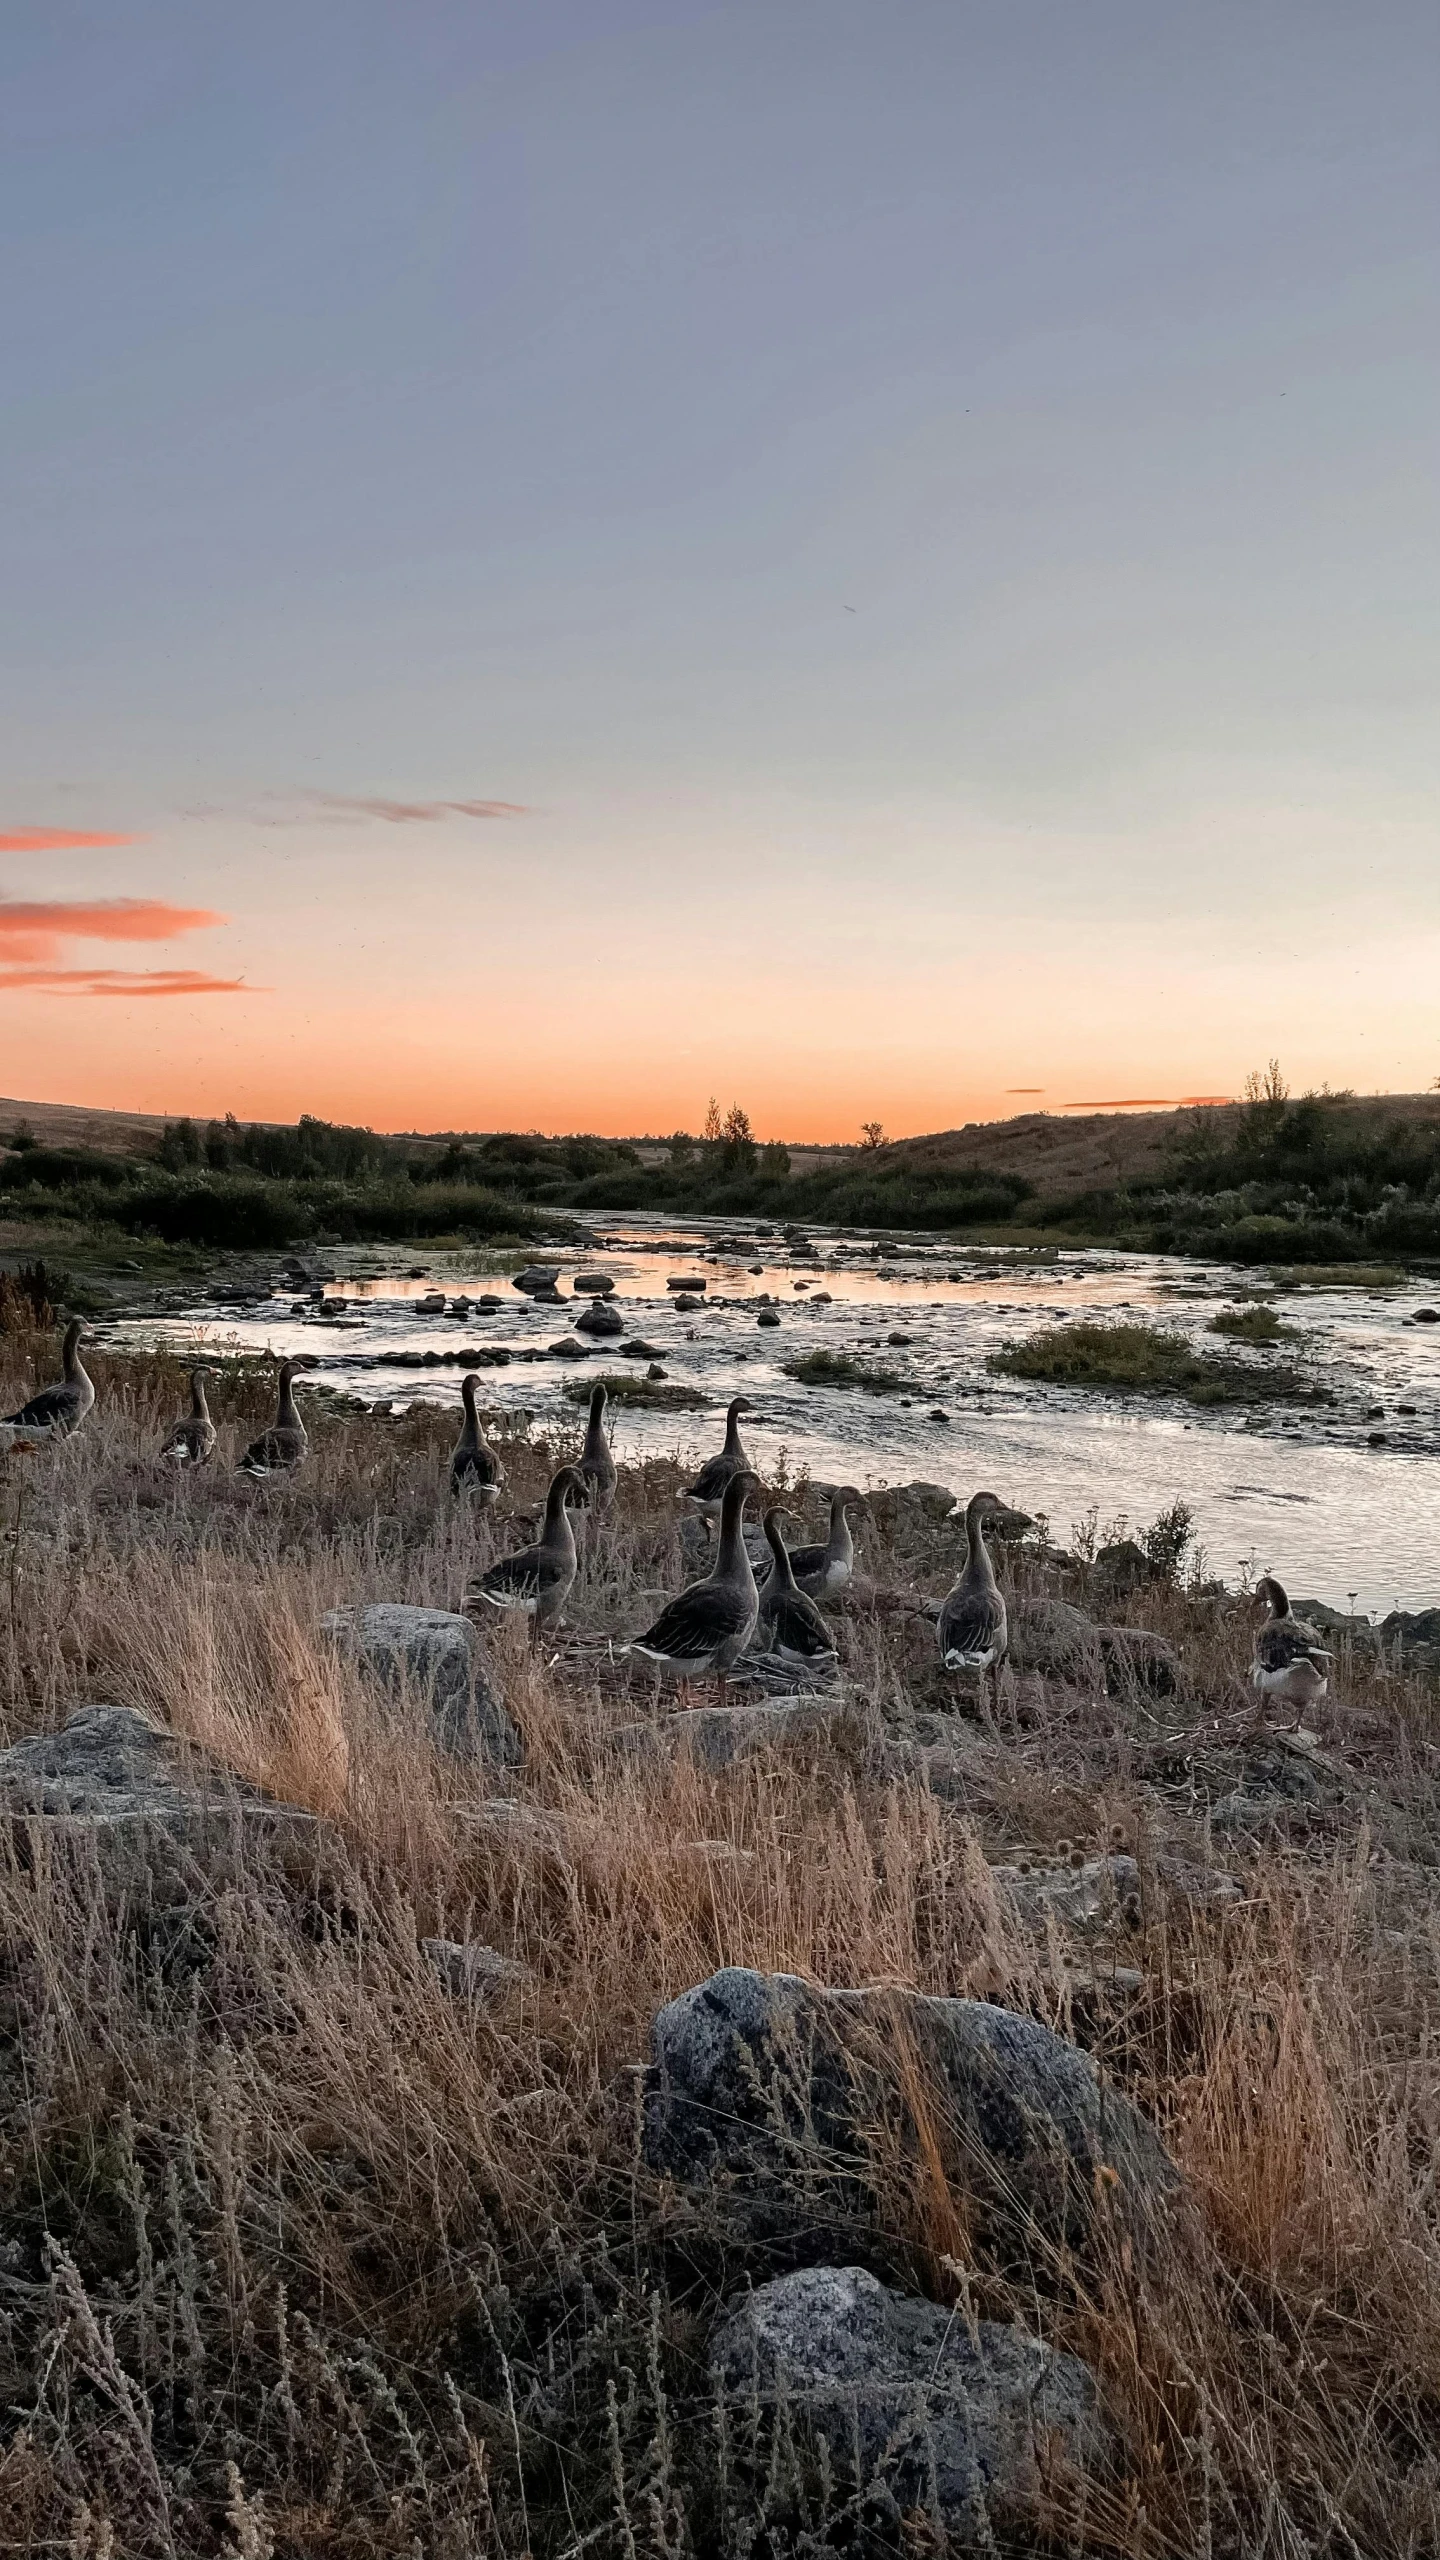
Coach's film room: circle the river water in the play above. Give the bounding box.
[105,1217,1440,1615]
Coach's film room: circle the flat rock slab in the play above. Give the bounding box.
[645,1966,1178,2260]
[0,1705,315,1883]
[991,1851,1240,1933]
[321,1605,520,1765]
[613,1696,857,1772]
[711,2265,1109,2544]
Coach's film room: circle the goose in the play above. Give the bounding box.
[776,1486,862,1598]
[679,1396,755,1522]
[937,1489,1009,1711]
[576,1379,617,1514]
[3,1318,95,1440]
[465,1464,585,1631]
[238,1357,316,1477]
[1251,1575,1332,1713]
[628,1469,760,1702]
[449,1373,505,1500]
[753,1508,838,1667]
[158,1366,217,1466]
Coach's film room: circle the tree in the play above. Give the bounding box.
[721,1104,757,1174]
[668,1130,696,1166]
[760,1140,791,1178]
[701,1097,724,1156]
[1243,1059,1289,1110]
[860,1121,886,1151]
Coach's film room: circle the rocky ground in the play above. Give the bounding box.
[0,1335,1437,2554]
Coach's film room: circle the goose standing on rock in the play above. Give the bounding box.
[3,1318,95,1441]
[465,1464,585,1633]
[938,1489,1009,1716]
[449,1374,505,1500]
[778,1486,862,1598]
[159,1366,217,1466]
[754,1508,838,1668]
[577,1380,617,1514]
[628,1469,760,1704]
[238,1358,316,1477]
[1251,1575,1332,1714]
[679,1396,755,1524]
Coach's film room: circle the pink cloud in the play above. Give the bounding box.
[0,967,255,997]
[297,793,528,824]
[0,827,141,853]
[0,897,225,963]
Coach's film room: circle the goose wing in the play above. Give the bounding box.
[632,1577,756,1666]
[781,1539,827,1590]
[239,1425,305,1474]
[1254,1621,1331,1675]
[758,1585,836,1661]
[160,1416,215,1464]
[468,1544,572,1611]
[682,1451,737,1505]
[452,1446,503,1492]
[7,1382,78,1431]
[938,1580,1007,1669]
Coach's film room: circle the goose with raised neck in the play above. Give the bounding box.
[1250,1574,1332,1712]
[466,1464,585,1631]
[577,1380,617,1513]
[630,1469,760,1702]
[3,1318,95,1439]
[754,1507,838,1665]
[680,1396,755,1521]
[159,1366,217,1466]
[776,1486,861,1598]
[449,1373,505,1499]
[937,1489,1008,1710]
[238,1357,313,1476]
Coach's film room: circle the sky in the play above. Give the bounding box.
[2,0,1436,1140]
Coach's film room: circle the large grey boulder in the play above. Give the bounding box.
[322,1604,520,1764]
[991,1851,1240,1934]
[0,1705,315,1882]
[574,1301,624,1338]
[645,1967,1177,2257]
[710,2266,1109,2544]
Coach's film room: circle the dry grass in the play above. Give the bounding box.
[0,1338,1437,2550]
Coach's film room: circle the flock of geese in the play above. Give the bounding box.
[3,1319,1336,1712]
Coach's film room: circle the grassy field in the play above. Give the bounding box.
[0,1330,1437,2549]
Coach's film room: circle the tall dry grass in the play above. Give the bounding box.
[0,1340,1436,2551]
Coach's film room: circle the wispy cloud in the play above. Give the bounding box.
[0,968,254,998]
[295,793,528,826]
[0,897,225,964]
[0,827,141,853]
[1061,1094,1234,1109]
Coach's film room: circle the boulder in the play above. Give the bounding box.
[321,1604,520,1765]
[645,1967,1177,2256]
[619,1338,664,1359]
[422,1937,529,2000]
[513,1268,562,1294]
[0,1705,315,1881]
[574,1302,625,1338]
[757,1309,781,1328]
[709,2266,1109,2545]
[572,1273,616,1296]
[1009,1599,1106,1682]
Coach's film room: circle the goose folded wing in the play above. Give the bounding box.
[1255,1622,1332,1673]
[762,1590,836,1659]
[682,1454,733,1503]
[635,1578,754,1661]
[7,1384,72,1429]
[471,1546,551,1606]
[939,1584,1006,1665]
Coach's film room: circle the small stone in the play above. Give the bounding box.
[757,1309,781,1328]
[321,1605,519,1765]
[422,1938,529,2000]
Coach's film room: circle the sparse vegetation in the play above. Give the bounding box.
[782,1346,906,1392]
[1209,1303,1300,1342]
[0,1340,1434,2549]
[561,1369,708,1409]
[990,1318,1321,1405]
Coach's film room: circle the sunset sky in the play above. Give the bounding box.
[3,2,1436,1140]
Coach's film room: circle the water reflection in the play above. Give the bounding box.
[105,1216,1440,1614]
